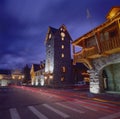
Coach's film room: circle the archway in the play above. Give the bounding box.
[101,63,120,92]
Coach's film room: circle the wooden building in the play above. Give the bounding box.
[72,7,120,93]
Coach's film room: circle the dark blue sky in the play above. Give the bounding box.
[0,0,120,69]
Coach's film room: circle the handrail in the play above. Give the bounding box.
[74,36,120,62]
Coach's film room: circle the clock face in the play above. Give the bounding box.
[61,32,65,38]
[49,34,51,39]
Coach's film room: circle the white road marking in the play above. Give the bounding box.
[43,104,70,118]
[56,102,85,113]
[9,108,21,119]
[75,99,109,108]
[73,101,98,111]
[28,106,48,119]
[99,112,120,119]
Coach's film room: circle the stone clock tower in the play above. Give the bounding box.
[44,25,72,87]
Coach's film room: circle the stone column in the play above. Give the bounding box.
[88,69,101,94]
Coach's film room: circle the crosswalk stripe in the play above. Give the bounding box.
[73,101,98,111]
[9,108,21,119]
[56,102,85,113]
[28,106,48,119]
[99,112,120,119]
[43,104,70,118]
[75,99,109,108]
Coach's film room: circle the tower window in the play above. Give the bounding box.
[61,45,64,49]
[61,37,64,41]
[61,53,64,58]
[62,66,66,72]
[61,77,65,82]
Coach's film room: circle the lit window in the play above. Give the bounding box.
[61,37,64,41]
[61,45,64,49]
[61,77,64,81]
[61,53,64,58]
[62,66,66,72]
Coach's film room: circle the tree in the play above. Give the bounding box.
[23,64,31,83]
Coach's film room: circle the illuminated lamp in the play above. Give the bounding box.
[0,75,3,79]
[12,76,15,79]
[49,75,53,79]
[40,79,44,86]
[44,76,47,79]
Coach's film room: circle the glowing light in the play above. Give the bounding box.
[35,80,38,86]
[61,45,64,49]
[12,76,15,79]
[61,53,64,58]
[0,75,3,79]
[49,75,53,79]
[44,76,47,79]
[62,37,64,41]
[40,78,44,86]
[1,80,8,86]
[22,75,24,78]
[61,77,64,81]
[62,66,66,72]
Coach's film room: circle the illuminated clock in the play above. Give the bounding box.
[49,34,51,39]
[61,32,65,38]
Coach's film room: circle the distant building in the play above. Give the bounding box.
[11,69,24,85]
[0,69,11,86]
[30,62,45,86]
[72,6,120,94]
[30,64,40,85]
[44,25,72,87]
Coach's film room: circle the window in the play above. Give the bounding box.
[61,37,64,41]
[62,66,66,72]
[61,45,64,49]
[61,77,64,81]
[61,53,64,58]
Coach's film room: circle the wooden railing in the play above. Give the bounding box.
[74,36,120,63]
[101,36,120,52]
[74,46,98,62]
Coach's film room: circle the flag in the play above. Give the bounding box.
[86,9,91,19]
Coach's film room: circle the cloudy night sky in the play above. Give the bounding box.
[0,0,120,69]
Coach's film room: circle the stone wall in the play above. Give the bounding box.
[89,52,120,93]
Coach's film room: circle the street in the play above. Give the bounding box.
[0,86,120,119]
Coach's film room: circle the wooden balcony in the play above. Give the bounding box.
[101,36,120,54]
[73,36,120,64]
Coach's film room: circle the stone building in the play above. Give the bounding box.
[44,25,72,87]
[30,62,45,86]
[30,64,40,86]
[72,6,120,94]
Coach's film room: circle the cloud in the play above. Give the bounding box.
[0,0,120,69]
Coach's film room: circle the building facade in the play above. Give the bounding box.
[11,69,24,85]
[44,25,72,87]
[72,7,120,94]
[30,62,45,86]
[30,64,40,86]
[0,69,11,86]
